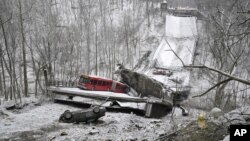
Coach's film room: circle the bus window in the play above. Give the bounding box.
[79,77,84,83]
[103,81,107,86]
[97,81,103,86]
[79,77,90,83]
[93,80,97,85]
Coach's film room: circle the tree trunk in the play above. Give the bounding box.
[0,16,13,100]
[47,41,53,82]
[146,0,150,27]
[29,38,38,96]
[0,57,7,100]
[0,62,2,96]
[94,19,98,75]
[12,58,17,103]
[19,0,28,97]
[0,45,3,98]
[43,67,48,95]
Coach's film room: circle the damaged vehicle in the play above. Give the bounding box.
[59,106,106,123]
[78,74,130,93]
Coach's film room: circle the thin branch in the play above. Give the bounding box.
[227,86,250,96]
[164,38,185,66]
[237,10,250,14]
[238,17,250,26]
[192,78,232,98]
[184,65,250,85]
[0,13,12,25]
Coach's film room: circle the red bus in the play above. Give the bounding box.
[78,75,130,93]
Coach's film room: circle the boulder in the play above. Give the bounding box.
[210,107,223,118]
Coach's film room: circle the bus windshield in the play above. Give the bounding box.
[79,77,90,83]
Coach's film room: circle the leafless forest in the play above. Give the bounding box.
[0,0,249,109]
[0,0,250,140]
[0,0,153,100]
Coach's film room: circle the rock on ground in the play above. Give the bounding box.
[209,107,222,118]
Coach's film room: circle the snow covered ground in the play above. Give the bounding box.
[0,98,202,141]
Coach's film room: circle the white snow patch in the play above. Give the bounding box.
[52,87,137,99]
[165,15,197,38]
[153,38,196,67]
[147,14,197,87]
[0,100,205,140]
[0,103,80,136]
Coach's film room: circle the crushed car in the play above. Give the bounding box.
[59,106,106,123]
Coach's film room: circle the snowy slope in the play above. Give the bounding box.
[0,103,80,136]
[153,38,196,67]
[146,14,197,87]
[153,15,197,68]
[165,15,197,38]
[0,101,198,140]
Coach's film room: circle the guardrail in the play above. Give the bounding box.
[48,80,77,87]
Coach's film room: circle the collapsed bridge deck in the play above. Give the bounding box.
[48,87,173,118]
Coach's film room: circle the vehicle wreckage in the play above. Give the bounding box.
[48,66,189,119]
[59,106,106,123]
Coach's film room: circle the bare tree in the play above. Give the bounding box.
[183,0,250,109]
[18,0,28,97]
